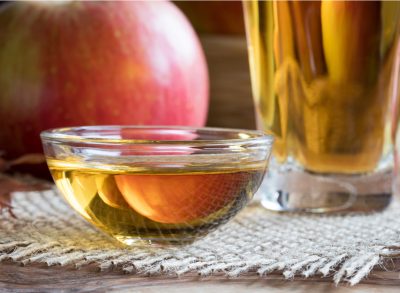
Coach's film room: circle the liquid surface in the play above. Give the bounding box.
[244,1,399,173]
[49,160,265,245]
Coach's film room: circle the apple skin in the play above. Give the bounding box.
[0,1,209,159]
[114,173,244,224]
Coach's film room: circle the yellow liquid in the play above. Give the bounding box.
[49,159,265,244]
[244,1,400,173]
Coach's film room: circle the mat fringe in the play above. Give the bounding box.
[1,190,399,285]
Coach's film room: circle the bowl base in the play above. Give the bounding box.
[114,235,197,247]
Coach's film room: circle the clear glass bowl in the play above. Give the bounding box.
[41,126,273,246]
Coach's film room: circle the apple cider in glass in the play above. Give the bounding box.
[49,160,265,245]
[244,0,400,212]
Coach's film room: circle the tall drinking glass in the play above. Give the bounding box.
[243,0,400,212]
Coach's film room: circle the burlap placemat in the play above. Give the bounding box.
[1,189,400,285]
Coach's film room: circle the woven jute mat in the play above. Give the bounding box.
[1,189,400,285]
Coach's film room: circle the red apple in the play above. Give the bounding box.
[0,1,209,159]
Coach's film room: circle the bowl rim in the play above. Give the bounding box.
[40,125,274,146]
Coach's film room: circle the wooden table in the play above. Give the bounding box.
[2,36,399,292]
[1,261,400,292]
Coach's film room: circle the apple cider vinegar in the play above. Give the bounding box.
[243,1,400,212]
[41,126,272,245]
[49,159,265,245]
[244,0,398,173]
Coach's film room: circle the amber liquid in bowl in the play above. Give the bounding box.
[49,159,265,245]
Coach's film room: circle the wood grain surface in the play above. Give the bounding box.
[0,261,400,292]
[202,36,256,130]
